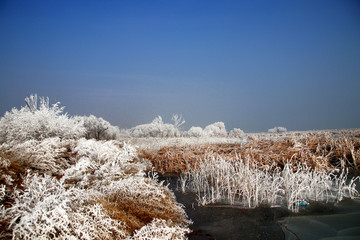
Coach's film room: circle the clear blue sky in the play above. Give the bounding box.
[1,0,359,132]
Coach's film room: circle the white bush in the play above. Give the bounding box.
[268,126,287,133]
[131,218,190,240]
[0,94,85,144]
[204,122,227,137]
[63,139,145,189]
[229,128,245,136]
[0,184,6,219]
[8,173,127,240]
[187,126,204,137]
[75,115,121,140]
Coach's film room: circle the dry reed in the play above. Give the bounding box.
[140,130,360,174]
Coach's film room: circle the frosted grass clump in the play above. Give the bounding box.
[180,156,359,212]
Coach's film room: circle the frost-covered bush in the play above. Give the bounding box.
[63,139,147,189]
[268,126,287,133]
[8,173,127,240]
[75,115,121,140]
[0,184,7,236]
[1,98,192,239]
[229,128,245,136]
[62,139,189,237]
[7,138,190,239]
[131,218,190,240]
[8,137,73,175]
[187,126,204,137]
[130,116,181,138]
[0,94,85,144]
[204,122,227,137]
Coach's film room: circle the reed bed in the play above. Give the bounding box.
[138,130,360,212]
[179,155,359,212]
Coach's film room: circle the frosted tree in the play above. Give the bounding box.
[171,114,185,129]
[187,126,204,137]
[204,122,227,137]
[229,128,245,136]
[268,126,287,133]
[130,116,181,137]
[75,115,121,140]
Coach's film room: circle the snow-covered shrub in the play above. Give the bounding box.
[118,128,132,138]
[187,126,204,137]
[0,184,7,236]
[63,139,146,189]
[75,115,121,140]
[62,139,189,236]
[131,218,190,240]
[268,126,287,133]
[229,128,245,136]
[0,185,5,202]
[0,153,14,186]
[204,122,227,137]
[0,94,85,144]
[130,116,181,138]
[8,137,73,175]
[8,173,127,239]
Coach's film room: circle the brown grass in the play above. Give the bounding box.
[140,133,360,174]
[96,185,188,235]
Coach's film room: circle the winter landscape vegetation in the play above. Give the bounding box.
[0,94,359,239]
[1,0,360,239]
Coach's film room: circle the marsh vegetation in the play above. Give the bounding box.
[1,95,359,239]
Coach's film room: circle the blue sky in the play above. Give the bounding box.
[1,0,359,132]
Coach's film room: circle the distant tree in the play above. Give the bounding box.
[229,128,245,136]
[75,115,120,140]
[268,126,287,133]
[130,116,181,138]
[187,126,204,137]
[204,122,227,137]
[171,114,185,129]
